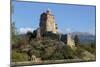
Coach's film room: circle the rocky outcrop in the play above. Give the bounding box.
[31,55,41,62]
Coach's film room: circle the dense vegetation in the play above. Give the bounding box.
[11,23,96,62]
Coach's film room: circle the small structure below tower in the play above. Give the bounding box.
[60,33,75,48]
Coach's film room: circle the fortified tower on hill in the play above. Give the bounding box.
[38,9,75,48]
[39,9,58,35]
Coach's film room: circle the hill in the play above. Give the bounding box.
[71,32,95,44]
[12,32,96,63]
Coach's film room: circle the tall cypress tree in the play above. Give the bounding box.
[74,35,80,47]
[11,22,18,47]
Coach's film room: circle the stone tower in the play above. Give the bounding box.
[39,9,58,35]
[60,33,75,48]
[66,33,75,48]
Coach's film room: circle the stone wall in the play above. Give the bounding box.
[39,10,58,35]
[61,34,75,48]
[66,33,75,48]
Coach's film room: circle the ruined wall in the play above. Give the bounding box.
[66,33,75,48]
[60,34,75,48]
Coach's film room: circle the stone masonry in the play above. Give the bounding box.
[39,9,75,47]
[39,9,58,35]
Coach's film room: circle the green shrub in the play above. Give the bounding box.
[12,50,29,62]
[79,44,96,55]
[63,46,76,59]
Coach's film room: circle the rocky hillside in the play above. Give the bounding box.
[12,32,96,63]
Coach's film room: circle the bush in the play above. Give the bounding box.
[79,44,96,55]
[12,50,29,62]
[42,32,59,40]
[62,46,76,59]
[50,47,65,60]
[17,38,29,50]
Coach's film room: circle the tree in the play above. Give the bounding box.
[11,22,16,37]
[26,31,33,41]
[11,22,19,49]
[74,35,80,47]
